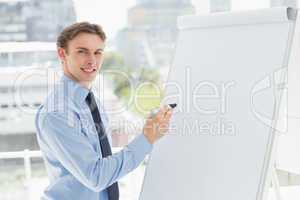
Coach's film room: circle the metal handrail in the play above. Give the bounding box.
[0,148,122,184]
[0,147,124,200]
[0,149,42,159]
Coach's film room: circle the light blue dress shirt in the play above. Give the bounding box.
[35,75,153,200]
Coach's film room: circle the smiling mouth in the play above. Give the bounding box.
[81,68,96,73]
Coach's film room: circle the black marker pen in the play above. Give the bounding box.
[149,103,177,118]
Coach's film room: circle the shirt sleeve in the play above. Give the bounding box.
[38,111,153,192]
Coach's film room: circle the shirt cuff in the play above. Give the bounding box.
[127,134,153,161]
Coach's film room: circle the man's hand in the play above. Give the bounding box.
[143,105,173,144]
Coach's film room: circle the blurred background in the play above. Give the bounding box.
[0,0,299,200]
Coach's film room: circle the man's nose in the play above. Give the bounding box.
[87,54,96,66]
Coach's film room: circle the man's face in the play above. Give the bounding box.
[58,32,105,87]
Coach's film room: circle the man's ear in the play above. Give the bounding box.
[57,47,66,63]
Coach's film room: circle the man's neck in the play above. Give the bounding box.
[64,73,92,90]
[78,81,92,90]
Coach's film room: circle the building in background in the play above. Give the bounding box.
[26,0,76,41]
[210,0,231,12]
[116,0,195,69]
[0,0,76,42]
[271,0,297,7]
[0,0,29,41]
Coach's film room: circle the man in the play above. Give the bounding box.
[35,22,173,200]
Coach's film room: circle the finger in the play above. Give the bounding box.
[145,118,155,128]
[155,105,168,122]
[144,119,158,134]
[158,122,169,134]
[160,111,172,125]
[164,109,173,120]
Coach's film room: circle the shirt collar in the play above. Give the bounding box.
[60,74,91,104]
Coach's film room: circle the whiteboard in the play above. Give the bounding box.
[276,7,300,174]
[140,7,296,200]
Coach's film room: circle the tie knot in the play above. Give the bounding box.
[86,92,97,110]
[86,91,93,102]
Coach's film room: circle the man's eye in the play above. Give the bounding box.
[78,50,86,54]
[95,52,102,55]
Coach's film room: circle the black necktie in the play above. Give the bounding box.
[85,92,119,200]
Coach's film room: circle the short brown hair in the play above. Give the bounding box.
[56,22,106,51]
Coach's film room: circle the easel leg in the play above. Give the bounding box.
[272,167,282,200]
